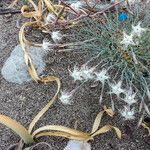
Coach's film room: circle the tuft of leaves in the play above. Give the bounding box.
[70,2,150,115]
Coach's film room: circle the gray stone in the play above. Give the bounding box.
[1,44,46,84]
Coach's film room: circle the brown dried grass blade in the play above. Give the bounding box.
[142,123,150,135]
[28,77,61,134]
[91,106,114,134]
[91,125,112,137]
[32,125,90,138]
[19,21,41,82]
[44,0,58,16]
[0,115,33,144]
[103,106,114,117]
[91,110,105,134]
[35,131,91,141]
[112,126,121,139]
[91,125,121,139]
[28,0,39,12]
[21,5,38,18]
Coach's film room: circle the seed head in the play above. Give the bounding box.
[120,32,136,48]
[109,81,126,97]
[59,91,72,105]
[94,69,109,85]
[120,106,135,120]
[132,22,147,37]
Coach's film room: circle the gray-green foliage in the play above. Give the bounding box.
[71,3,150,101]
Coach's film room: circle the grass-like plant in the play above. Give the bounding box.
[69,2,150,118]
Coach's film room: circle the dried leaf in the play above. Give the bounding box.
[142,123,150,135]
[44,0,58,16]
[103,106,114,117]
[32,125,90,138]
[91,125,121,139]
[28,77,61,134]
[91,125,112,137]
[91,106,114,134]
[112,126,121,139]
[35,131,91,141]
[91,110,104,133]
[0,115,33,144]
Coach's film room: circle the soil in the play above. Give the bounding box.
[0,1,150,150]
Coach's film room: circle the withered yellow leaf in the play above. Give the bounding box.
[0,115,33,144]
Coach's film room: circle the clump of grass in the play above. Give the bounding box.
[68,1,150,120]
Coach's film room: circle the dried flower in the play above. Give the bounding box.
[51,31,63,43]
[69,66,83,81]
[109,81,126,97]
[70,1,83,12]
[120,32,136,48]
[120,106,135,120]
[132,22,147,37]
[81,66,94,81]
[123,90,137,106]
[95,69,109,85]
[59,91,72,105]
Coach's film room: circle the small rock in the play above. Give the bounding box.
[1,44,46,84]
[64,140,91,150]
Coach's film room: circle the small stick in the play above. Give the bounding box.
[0,8,21,15]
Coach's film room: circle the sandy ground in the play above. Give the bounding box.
[0,1,150,150]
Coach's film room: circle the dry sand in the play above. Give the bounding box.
[0,1,150,150]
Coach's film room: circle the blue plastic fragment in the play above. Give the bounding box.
[118,12,128,22]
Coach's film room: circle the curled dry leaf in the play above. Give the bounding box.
[0,115,33,144]
[142,123,150,136]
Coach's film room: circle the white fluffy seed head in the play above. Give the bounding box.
[120,106,135,120]
[109,81,126,97]
[51,31,63,43]
[120,32,136,48]
[123,90,137,106]
[131,22,147,37]
[59,91,72,105]
[70,66,83,81]
[80,67,95,81]
[94,69,109,84]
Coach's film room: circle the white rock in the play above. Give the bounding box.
[1,44,46,84]
[64,140,91,150]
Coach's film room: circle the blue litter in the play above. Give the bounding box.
[118,12,128,22]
